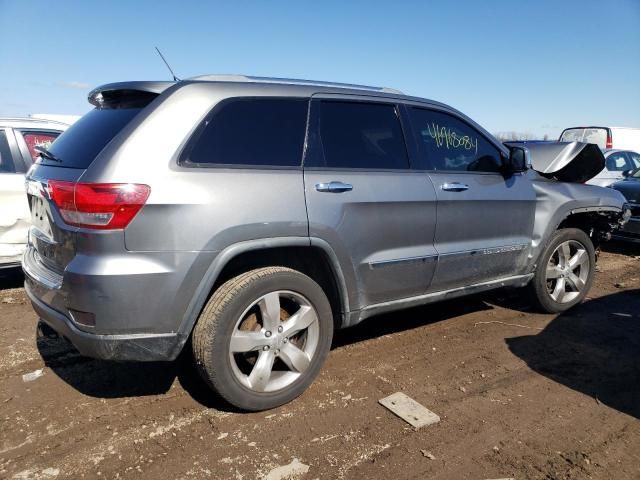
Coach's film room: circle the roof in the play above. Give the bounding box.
[87,74,455,115]
[85,74,499,150]
[88,74,412,104]
[188,74,404,94]
[0,117,70,130]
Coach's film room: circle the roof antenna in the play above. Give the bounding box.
[155,46,180,81]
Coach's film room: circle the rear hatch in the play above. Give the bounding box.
[25,85,169,276]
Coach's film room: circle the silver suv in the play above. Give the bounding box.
[23,75,630,411]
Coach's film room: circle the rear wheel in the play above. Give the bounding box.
[192,267,333,411]
[529,228,595,313]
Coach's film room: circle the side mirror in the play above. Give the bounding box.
[501,147,529,176]
[622,169,631,178]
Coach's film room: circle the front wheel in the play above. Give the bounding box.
[192,267,334,411]
[528,228,596,313]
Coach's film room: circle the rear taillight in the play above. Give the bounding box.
[606,131,613,149]
[47,181,150,230]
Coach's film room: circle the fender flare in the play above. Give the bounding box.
[532,204,624,268]
[175,236,353,340]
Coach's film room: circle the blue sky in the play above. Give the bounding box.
[1,0,638,138]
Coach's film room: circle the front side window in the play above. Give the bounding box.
[409,108,502,172]
[19,131,60,161]
[184,98,308,167]
[0,131,16,173]
[308,100,409,169]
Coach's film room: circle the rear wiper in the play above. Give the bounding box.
[35,145,62,163]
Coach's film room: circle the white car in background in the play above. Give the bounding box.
[0,118,68,268]
[588,149,640,187]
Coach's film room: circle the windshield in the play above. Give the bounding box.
[559,128,608,149]
[43,108,142,168]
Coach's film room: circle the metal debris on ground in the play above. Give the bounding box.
[420,449,436,460]
[22,369,44,382]
[474,321,542,330]
[378,392,440,429]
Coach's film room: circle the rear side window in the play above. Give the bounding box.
[19,131,60,161]
[308,100,409,169]
[409,108,502,172]
[184,98,308,167]
[628,151,640,169]
[606,152,634,171]
[0,131,16,173]
[44,108,142,168]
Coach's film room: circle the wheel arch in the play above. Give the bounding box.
[556,207,623,249]
[532,205,623,268]
[176,237,351,343]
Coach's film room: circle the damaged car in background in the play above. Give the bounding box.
[22,75,631,411]
[505,140,632,249]
[0,118,68,268]
[609,166,640,242]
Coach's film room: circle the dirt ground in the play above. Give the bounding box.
[1,242,639,480]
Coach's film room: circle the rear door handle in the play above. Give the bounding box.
[315,181,353,193]
[441,182,469,192]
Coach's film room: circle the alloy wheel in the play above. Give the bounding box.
[545,240,590,304]
[228,290,320,393]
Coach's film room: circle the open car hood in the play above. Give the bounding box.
[505,141,605,183]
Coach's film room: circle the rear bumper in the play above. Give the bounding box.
[0,260,21,270]
[0,243,25,268]
[25,279,185,361]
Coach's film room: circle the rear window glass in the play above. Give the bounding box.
[560,128,607,149]
[184,98,308,167]
[20,131,60,161]
[44,108,142,168]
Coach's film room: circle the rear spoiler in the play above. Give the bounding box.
[88,81,175,108]
[505,141,605,183]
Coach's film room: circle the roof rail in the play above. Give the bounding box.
[188,74,404,95]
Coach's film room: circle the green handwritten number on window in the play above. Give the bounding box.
[426,123,478,155]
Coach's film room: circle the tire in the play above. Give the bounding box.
[192,267,334,411]
[528,228,596,313]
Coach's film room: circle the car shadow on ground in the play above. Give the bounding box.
[37,287,640,417]
[507,289,640,420]
[0,267,24,290]
[36,295,495,411]
[331,294,493,348]
[36,329,240,410]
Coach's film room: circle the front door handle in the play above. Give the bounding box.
[441,182,469,192]
[315,181,353,193]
